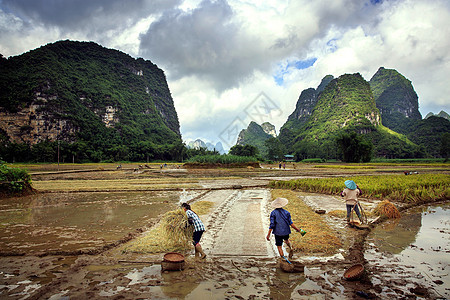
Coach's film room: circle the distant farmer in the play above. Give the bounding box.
[266,197,303,259]
[181,203,206,259]
[340,180,363,223]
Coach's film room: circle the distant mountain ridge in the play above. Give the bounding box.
[187,139,225,154]
[425,111,449,120]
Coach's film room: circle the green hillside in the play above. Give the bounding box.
[0,40,182,162]
[284,73,422,160]
[279,75,334,150]
[236,121,273,157]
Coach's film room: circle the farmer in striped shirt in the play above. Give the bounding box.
[181,203,206,259]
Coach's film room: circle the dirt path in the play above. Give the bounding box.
[198,189,276,257]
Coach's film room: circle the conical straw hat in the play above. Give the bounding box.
[345,180,357,190]
[271,197,288,208]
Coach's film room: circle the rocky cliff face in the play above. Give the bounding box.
[261,122,276,137]
[279,75,334,147]
[0,40,181,151]
[0,98,75,144]
[369,67,422,132]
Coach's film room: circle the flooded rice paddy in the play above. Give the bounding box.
[0,184,448,299]
[0,191,182,254]
[365,203,449,299]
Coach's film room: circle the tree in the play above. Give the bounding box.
[336,131,373,163]
[441,132,450,159]
[229,144,258,157]
[264,137,286,161]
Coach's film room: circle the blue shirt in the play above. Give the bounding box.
[186,210,205,232]
[269,208,292,236]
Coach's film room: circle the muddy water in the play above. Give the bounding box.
[365,203,450,298]
[0,191,181,254]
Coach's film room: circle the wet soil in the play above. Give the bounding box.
[0,165,448,299]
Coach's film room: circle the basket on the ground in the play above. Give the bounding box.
[163,252,185,263]
[162,252,186,271]
[343,264,364,280]
[280,260,305,273]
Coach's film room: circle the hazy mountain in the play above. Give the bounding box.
[188,139,207,150]
[261,122,277,137]
[425,111,449,120]
[236,121,275,157]
[187,139,225,154]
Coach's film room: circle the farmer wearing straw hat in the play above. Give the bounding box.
[266,197,303,259]
[181,203,206,259]
[341,180,363,223]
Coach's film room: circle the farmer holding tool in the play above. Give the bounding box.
[266,197,305,259]
[181,203,206,259]
[341,180,363,223]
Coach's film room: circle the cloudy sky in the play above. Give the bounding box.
[1,0,449,149]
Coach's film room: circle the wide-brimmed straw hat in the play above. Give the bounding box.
[345,180,357,190]
[271,197,288,208]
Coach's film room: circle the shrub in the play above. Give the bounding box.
[0,161,32,194]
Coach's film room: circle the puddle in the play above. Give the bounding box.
[0,191,181,254]
[365,203,449,298]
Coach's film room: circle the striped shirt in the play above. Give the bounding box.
[186,210,205,232]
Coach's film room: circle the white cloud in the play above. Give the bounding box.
[0,0,449,148]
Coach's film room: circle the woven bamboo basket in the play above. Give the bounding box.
[343,264,364,280]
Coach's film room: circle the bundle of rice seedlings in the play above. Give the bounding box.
[161,209,193,245]
[122,209,193,254]
[373,200,401,219]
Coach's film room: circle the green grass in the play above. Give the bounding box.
[269,174,449,203]
[187,154,258,164]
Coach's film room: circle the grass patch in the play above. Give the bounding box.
[270,174,450,204]
[187,154,258,164]
[271,189,342,255]
[313,165,375,169]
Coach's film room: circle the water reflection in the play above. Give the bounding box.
[267,267,306,299]
[0,191,180,254]
[160,271,200,298]
[366,204,450,298]
[369,212,421,254]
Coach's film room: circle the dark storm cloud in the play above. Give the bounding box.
[1,0,181,33]
[139,0,264,91]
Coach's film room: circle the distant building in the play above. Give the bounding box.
[284,155,294,162]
